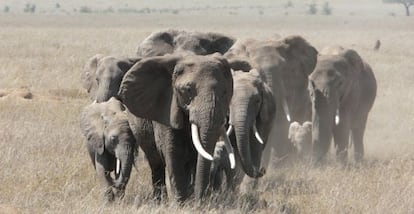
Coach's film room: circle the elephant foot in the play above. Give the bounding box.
[104,188,115,203]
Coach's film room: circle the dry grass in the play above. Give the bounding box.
[1,2,414,213]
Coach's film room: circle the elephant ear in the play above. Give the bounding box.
[283,35,318,77]
[119,55,184,129]
[117,57,142,74]
[136,30,178,57]
[341,49,364,74]
[82,54,105,100]
[80,103,105,155]
[288,121,301,141]
[202,33,235,54]
[259,79,276,123]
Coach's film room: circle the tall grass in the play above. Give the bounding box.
[0,12,413,213]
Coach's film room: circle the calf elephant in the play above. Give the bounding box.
[225,36,318,164]
[119,53,234,202]
[81,54,165,201]
[308,46,377,163]
[136,29,235,57]
[288,121,312,158]
[210,69,276,191]
[80,97,136,202]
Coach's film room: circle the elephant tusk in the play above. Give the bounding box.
[282,98,291,122]
[191,123,214,161]
[335,109,340,125]
[92,100,97,104]
[226,125,233,136]
[116,158,121,175]
[253,123,265,145]
[221,129,236,169]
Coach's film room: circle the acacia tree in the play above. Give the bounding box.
[384,0,414,16]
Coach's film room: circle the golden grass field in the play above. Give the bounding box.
[0,1,413,213]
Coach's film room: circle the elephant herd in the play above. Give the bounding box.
[79,29,377,203]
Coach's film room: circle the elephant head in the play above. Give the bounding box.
[226,69,276,178]
[118,53,233,198]
[308,47,364,162]
[288,121,312,157]
[82,54,141,102]
[80,97,137,201]
[136,29,235,57]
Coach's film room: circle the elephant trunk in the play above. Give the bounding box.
[311,107,334,164]
[113,144,134,192]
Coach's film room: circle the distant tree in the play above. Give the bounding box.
[383,0,414,16]
[4,6,10,13]
[56,3,60,9]
[24,4,36,13]
[321,2,332,15]
[307,3,317,15]
[284,0,294,8]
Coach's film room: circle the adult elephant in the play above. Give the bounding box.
[81,54,141,102]
[225,36,318,162]
[80,97,136,202]
[118,53,234,202]
[308,47,377,164]
[81,54,166,200]
[136,29,235,57]
[210,69,276,191]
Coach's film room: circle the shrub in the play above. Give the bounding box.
[79,6,92,13]
[321,2,332,15]
[24,3,36,13]
[4,6,10,13]
[307,3,317,15]
[55,3,60,9]
[284,0,294,8]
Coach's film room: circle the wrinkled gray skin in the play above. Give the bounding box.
[309,47,377,164]
[136,29,235,57]
[81,55,141,103]
[80,97,136,202]
[119,53,233,202]
[224,36,318,165]
[288,121,312,158]
[81,54,166,201]
[210,69,276,191]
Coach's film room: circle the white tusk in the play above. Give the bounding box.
[191,124,213,161]
[92,100,97,104]
[116,158,121,175]
[335,109,340,125]
[226,125,233,136]
[221,129,236,169]
[253,124,265,145]
[282,99,291,122]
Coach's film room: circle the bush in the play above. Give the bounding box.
[284,0,294,8]
[24,3,36,13]
[55,3,60,9]
[321,2,332,15]
[307,3,317,15]
[4,6,10,13]
[79,6,92,13]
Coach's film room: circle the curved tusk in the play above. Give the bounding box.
[92,100,97,104]
[191,123,213,161]
[253,123,265,145]
[221,129,236,169]
[116,158,121,175]
[226,125,233,136]
[282,98,291,122]
[335,109,340,125]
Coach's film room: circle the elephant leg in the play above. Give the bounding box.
[333,118,351,165]
[140,141,166,201]
[95,152,115,202]
[352,115,368,163]
[154,122,190,202]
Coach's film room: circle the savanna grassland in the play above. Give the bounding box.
[0,1,413,213]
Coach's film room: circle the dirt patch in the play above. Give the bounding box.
[0,204,21,214]
[0,87,33,100]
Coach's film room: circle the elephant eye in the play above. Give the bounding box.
[177,84,195,106]
[109,135,118,143]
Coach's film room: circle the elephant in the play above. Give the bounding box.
[308,46,377,164]
[80,97,136,202]
[210,69,276,191]
[136,29,235,57]
[224,36,318,164]
[288,121,312,158]
[118,53,234,202]
[81,54,141,102]
[81,54,166,201]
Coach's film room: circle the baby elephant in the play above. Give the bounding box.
[288,121,312,158]
[80,97,137,202]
